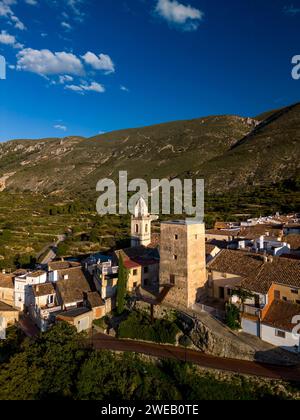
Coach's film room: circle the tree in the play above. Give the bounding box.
[116,255,128,315]
[225,303,241,330]
[232,287,255,313]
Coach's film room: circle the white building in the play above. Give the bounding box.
[253,235,291,256]
[14,270,47,311]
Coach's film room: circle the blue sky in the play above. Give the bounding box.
[0,0,299,141]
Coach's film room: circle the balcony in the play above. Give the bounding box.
[242,305,261,318]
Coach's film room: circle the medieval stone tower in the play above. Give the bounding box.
[159,220,207,308]
[131,197,153,247]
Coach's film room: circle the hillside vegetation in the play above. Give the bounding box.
[2,103,299,195]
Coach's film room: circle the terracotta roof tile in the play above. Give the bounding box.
[285,235,300,251]
[56,268,91,305]
[33,283,55,297]
[262,300,300,332]
[0,273,14,289]
[48,261,81,271]
[207,250,265,278]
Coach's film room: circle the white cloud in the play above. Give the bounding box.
[0,0,26,30]
[120,85,129,92]
[82,51,115,74]
[16,48,84,76]
[25,0,38,5]
[54,124,67,131]
[59,74,73,84]
[155,0,204,30]
[0,29,23,48]
[65,81,105,94]
[61,21,72,30]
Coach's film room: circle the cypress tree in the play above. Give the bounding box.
[116,255,128,315]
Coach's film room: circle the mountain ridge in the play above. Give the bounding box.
[0,103,299,195]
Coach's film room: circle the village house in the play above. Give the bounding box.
[56,307,94,333]
[114,246,160,293]
[208,250,300,352]
[207,250,265,304]
[47,260,82,282]
[92,259,118,301]
[14,270,47,311]
[55,266,91,310]
[84,291,106,320]
[260,300,300,353]
[28,283,60,332]
[0,272,15,306]
[0,301,19,338]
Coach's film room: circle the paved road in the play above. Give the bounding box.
[92,333,300,382]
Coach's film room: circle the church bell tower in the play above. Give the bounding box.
[131,198,153,247]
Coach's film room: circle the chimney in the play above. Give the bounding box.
[259,235,264,250]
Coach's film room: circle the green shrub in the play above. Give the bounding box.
[118,311,180,345]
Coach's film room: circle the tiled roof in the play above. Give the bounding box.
[147,233,160,249]
[207,250,265,278]
[208,249,300,294]
[124,260,140,269]
[48,261,81,271]
[115,246,159,262]
[57,308,91,320]
[262,300,300,332]
[0,273,14,289]
[86,291,104,308]
[0,302,18,312]
[285,235,300,251]
[56,268,91,305]
[239,225,283,240]
[205,244,219,255]
[206,229,240,237]
[241,257,300,294]
[33,283,55,297]
[28,270,46,278]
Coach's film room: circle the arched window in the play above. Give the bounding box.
[135,224,139,233]
[145,224,148,233]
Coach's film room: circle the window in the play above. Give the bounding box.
[47,295,54,305]
[291,289,299,295]
[170,275,175,285]
[133,282,138,289]
[145,224,148,233]
[275,330,286,339]
[173,255,178,261]
[135,224,139,234]
[282,297,287,302]
[144,266,149,274]
[195,235,198,240]
[274,290,280,300]
[133,269,138,276]
[174,234,178,240]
